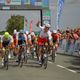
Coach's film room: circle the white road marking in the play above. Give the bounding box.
[48,61,53,64]
[34,56,37,59]
[57,65,77,73]
[33,56,77,74]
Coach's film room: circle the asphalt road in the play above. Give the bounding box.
[0,54,80,80]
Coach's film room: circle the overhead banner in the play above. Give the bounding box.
[5,0,21,5]
[21,0,30,5]
[0,0,49,8]
[42,0,49,7]
[30,0,36,5]
[35,0,42,6]
[0,0,4,4]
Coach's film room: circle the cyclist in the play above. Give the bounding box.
[25,31,32,54]
[30,32,36,44]
[36,21,53,64]
[13,29,18,47]
[13,29,20,57]
[52,30,60,56]
[1,32,14,66]
[16,30,28,62]
[26,31,36,45]
[26,31,32,46]
[2,32,14,48]
[17,30,28,46]
[25,31,38,58]
[51,30,60,56]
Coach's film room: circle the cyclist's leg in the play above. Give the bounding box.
[2,41,9,66]
[1,57,4,66]
[16,40,23,62]
[38,45,43,64]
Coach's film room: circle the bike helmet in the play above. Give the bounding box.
[44,23,51,28]
[4,32,10,39]
[19,29,24,34]
[13,29,17,34]
[53,30,57,33]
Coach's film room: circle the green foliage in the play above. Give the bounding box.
[6,15,24,34]
[0,31,5,35]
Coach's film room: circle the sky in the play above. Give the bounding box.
[49,0,80,30]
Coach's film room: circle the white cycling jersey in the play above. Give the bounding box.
[2,35,13,43]
[28,34,31,41]
[39,25,52,41]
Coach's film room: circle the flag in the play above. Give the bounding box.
[24,16,27,31]
[30,20,33,33]
[56,0,64,29]
[10,11,13,17]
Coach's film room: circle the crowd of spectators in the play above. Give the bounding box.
[58,27,80,54]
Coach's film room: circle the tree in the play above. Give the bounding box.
[6,15,24,34]
[0,31,5,35]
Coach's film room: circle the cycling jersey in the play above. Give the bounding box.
[38,26,52,45]
[52,33,59,44]
[2,35,13,48]
[27,34,31,41]
[13,32,19,46]
[18,33,27,45]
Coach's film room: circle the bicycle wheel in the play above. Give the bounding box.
[78,49,80,57]
[4,52,8,70]
[17,54,21,66]
[40,55,44,67]
[6,53,8,70]
[24,53,28,64]
[36,45,39,61]
[20,52,24,68]
[43,47,48,69]
[52,50,55,62]
[3,55,6,67]
[43,53,48,69]
[31,52,34,59]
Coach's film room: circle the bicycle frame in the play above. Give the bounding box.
[3,46,9,70]
[18,44,27,67]
[38,44,48,69]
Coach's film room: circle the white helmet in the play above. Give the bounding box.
[53,30,57,33]
[26,31,29,35]
[31,32,35,36]
[14,29,17,34]
[44,23,51,28]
